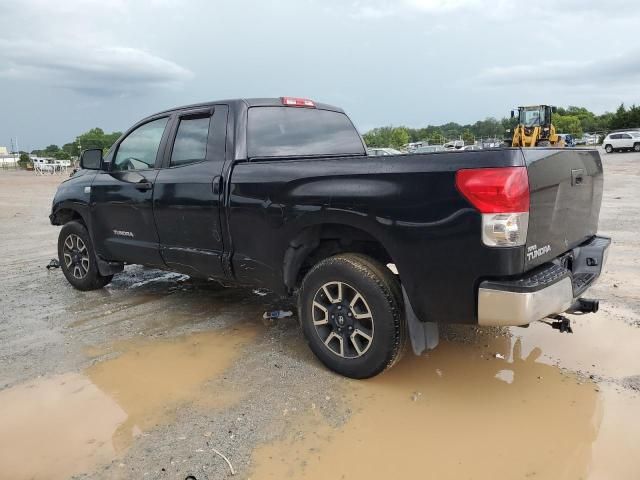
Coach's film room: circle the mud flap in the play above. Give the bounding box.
[97,257,124,276]
[402,287,439,355]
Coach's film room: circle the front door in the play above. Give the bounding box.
[90,116,170,266]
[620,133,632,148]
[152,106,228,278]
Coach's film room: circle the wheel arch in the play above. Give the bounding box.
[283,222,396,293]
[50,202,89,227]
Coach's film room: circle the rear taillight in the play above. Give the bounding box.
[281,97,316,108]
[456,167,530,247]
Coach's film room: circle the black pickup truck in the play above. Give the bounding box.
[50,97,610,378]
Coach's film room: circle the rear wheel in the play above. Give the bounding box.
[298,253,406,379]
[58,221,113,290]
[605,144,613,153]
[634,143,640,152]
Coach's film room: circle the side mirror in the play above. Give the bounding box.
[79,149,103,170]
[510,110,515,119]
[552,106,558,113]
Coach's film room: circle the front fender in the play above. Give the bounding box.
[49,170,95,225]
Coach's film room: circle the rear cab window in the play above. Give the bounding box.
[247,107,365,158]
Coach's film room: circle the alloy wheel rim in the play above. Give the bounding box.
[311,281,374,359]
[63,234,90,279]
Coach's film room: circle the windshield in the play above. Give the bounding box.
[519,108,543,126]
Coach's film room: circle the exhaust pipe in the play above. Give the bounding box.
[567,298,599,315]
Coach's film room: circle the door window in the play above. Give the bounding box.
[170,116,211,167]
[113,117,169,171]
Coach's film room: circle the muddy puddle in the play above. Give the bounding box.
[509,313,640,379]
[251,328,640,480]
[0,327,257,480]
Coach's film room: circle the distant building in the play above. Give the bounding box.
[0,146,8,155]
[0,154,18,166]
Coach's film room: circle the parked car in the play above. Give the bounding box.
[461,144,483,151]
[481,139,502,149]
[444,139,464,149]
[414,145,445,153]
[557,134,576,147]
[367,147,402,156]
[405,142,426,152]
[602,131,640,153]
[50,97,610,379]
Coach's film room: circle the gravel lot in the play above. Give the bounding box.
[0,150,639,479]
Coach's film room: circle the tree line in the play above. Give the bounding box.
[363,103,640,148]
[22,103,640,156]
[28,128,122,160]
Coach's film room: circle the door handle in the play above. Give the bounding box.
[135,181,153,191]
[571,168,585,186]
[213,175,223,195]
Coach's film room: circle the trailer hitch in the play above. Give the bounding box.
[567,298,599,315]
[542,314,573,334]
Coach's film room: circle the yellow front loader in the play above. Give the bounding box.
[509,105,563,147]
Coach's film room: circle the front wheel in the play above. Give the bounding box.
[605,144,613,153]
[58,221,113,291]
[298,253,406,379]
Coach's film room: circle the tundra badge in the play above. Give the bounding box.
[527,244,551,261]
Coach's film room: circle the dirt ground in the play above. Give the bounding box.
[0,150,639,480]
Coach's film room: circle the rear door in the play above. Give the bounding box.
[523,148,603,269]
[620,133,633,148]
[610,134,621,148]
[152,105,229,278]
[90,116,170,266]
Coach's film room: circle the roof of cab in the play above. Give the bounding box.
[152,98,344,117]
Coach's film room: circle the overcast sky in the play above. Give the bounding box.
[1,0,639,150]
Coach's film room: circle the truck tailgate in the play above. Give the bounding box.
[523,148,603,269]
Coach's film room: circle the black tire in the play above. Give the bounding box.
[605,144,613,153]
[298,253,406,379]
[634,143,640,152]
[58,221,113,290]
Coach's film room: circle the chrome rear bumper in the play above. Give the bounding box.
[478,277,573,326]
[477,235,610,327]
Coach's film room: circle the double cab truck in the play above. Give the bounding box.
[50,97,610,378]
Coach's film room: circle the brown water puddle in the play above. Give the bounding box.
[0,373,126,480]
[250,332,640,480]
[511,313,640,378]
[86,326,257,451]
[0,327,256,480]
